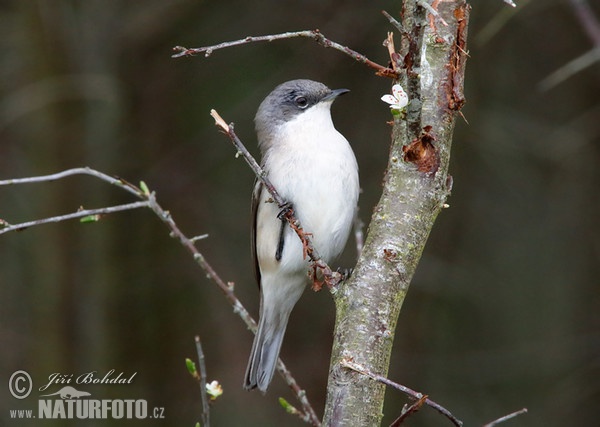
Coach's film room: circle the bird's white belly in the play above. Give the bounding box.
[257,119,359,276]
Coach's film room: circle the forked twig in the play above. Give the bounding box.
[0,168,321,426]
[389,394,429,426]
[341,359,463,426]
[173,30,398,78]
[341,359,528,427]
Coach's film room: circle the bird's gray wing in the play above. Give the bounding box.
[251,180,262,288]
[252,179,287,289]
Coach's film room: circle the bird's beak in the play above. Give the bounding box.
[322,88,350,102]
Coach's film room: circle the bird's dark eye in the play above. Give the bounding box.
[295,96,308,109]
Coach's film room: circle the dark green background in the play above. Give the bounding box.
[1,1,598,426]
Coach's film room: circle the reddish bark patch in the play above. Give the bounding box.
[403,126,440,175]
[447,3,470,111]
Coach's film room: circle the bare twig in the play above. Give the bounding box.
[0,168,320,426]
[210,109,342,291]
[475,1,526,48]
[0,201,149,234]
[173,30,398,78]
[383,32,400,73]
[482,408,528,427]
[569,0,600,47]
[340,359,463,427]
[190,234,209,242]
[276,361,319,425]
[417,0,448,27]
[389,394,429,426]
[539,0,600,90]
[144,189,321,425]
[382,10,404,34]
[195,336,210,427]
[0,167,142,197]
[538,48,600,91]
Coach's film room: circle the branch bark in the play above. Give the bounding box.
[322,1,470,425]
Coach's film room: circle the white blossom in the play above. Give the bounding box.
[206,380,223,399]
[381,84,408,110]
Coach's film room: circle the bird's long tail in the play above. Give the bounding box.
[244,302,293,392]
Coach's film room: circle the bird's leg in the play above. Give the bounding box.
[275,202,293,261]
[336,267,353,281]
[275,220,286,261]
[311,265,345,292]
[278,202,314,260]
[310,266,325,292]
[276,202,293,220]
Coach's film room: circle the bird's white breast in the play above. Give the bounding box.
[258,103,359,273]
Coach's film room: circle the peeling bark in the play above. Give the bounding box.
[322,1,470,426]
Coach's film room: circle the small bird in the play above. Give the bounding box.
[244,79,359,392]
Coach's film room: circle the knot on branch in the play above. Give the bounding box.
[403,126,440,175]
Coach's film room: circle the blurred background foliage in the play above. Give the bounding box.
[0,0,598,426]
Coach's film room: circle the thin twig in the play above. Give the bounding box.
[417,0,448,27]
[147,193,320,425]
[210,109,342,291]
[143,190,320,425]
[538,48,600,91]
[569,0,600,47]
[0,201,150,235]
[539,0,600,90]
[382,10,404,34]
[389,394,429,426]
[195,336,210,427]
[482,408,528,427]
[383,32,399,73]
[276,360,319,425]
[0,168,321,426]
[173,30,398,78]
[475,1,524,48]
[0,167,142,198]
[340,359,463,427]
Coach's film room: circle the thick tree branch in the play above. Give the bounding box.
[173,30,398,78]
[322,2,469,425]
